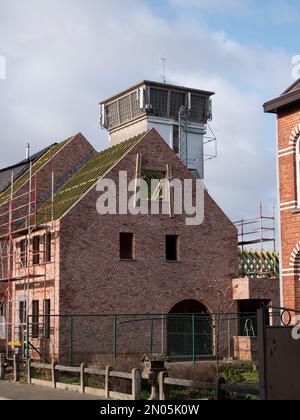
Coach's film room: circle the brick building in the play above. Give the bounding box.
[0,80,280,363]
[264,78,300,311]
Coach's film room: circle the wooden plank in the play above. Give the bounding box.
[110,371,132,380]
[31,363,52,370]
[55,365,81,373]
[220,384,259,396]
[164,377,215,390]
[85,368,106,376]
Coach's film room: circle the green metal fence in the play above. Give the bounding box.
[22,312,260,365]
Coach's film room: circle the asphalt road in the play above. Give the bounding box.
[0,381,101,400]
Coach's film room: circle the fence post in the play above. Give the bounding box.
[70,317,74,366]
[27,359,32,384]
[52,361,58,389]
[113,316,117,360]
[150,320,154,354]
[105,366,113,399]
[13,354,20,383]
[25,314,30,361]
[132,368,141,400]
[158,371,169,401]
[0,353,4,379]
[215,378,226,401]
[80,363,87,394]
[257,307,267,400]
[192,314,196,366]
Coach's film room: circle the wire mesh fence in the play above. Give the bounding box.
[16,312,268,366]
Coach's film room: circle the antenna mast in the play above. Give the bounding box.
[160,57,167,84]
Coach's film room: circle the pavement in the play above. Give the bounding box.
[0,381,101,400]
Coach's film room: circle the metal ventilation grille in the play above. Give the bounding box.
[150,88,168,116]
[190,95,208,122]
[131,92,142,119]
[170,92,185,118]
[119,96,131,124]
[107,101,119,129]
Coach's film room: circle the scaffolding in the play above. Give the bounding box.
[0,165,58,361]
[234,202,278,278]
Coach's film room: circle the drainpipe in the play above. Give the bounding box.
[276,117,284,311]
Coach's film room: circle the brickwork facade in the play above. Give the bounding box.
[265,80,300,311]
[58,129,238,358]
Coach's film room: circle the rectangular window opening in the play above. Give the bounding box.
[120,233,134,260]
[45,232,52,263]
[20,239,28,268]
[32,236,40,265]
[43,299,51,339]
[32,300,39,339]
[166,235,178,261]
[141,169,166,201]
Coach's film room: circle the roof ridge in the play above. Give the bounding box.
[281,77,300,95]
[36,131,148,223]
[0,136,73,206]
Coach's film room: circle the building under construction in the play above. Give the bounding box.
[0,81,280,364]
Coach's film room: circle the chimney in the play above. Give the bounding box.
[26,143,30,161]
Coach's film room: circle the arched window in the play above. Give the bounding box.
[297,137,300,206]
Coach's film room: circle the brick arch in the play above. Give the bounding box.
[289,242,300,266]
[289,124,300,146]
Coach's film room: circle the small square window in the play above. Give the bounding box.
[120,233,134,260]
[166,235,179,261]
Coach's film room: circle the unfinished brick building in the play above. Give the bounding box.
[264,77,300,311]
[0,80,279,363]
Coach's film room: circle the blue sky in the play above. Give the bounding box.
[148,0,299,52]
[0,0,298,221]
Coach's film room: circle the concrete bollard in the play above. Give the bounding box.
[132,368,142,400]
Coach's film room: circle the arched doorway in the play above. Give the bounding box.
[167,300,213,361]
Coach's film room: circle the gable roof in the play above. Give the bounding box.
[282,77,300,95]
[0,145,55,194]
[37,132,147,223]
[0,138,71,207]
[264,78,300,114]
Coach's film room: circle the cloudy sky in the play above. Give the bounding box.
[0,0,298,222]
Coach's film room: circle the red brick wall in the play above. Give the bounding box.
[58,129,238,357]
[278,106,300,309]
[0,133,95,359]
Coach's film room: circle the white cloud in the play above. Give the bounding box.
[0,0,293,221]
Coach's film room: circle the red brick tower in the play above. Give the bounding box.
[264,78,300,310]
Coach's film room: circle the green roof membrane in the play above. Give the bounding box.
[0,138,71,207]
[37,133,145,223]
